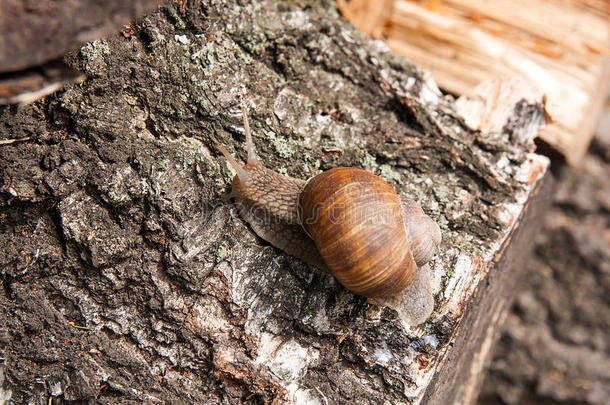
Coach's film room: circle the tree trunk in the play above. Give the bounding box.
[0,0,549,403]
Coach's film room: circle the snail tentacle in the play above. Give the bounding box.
[241,104,259,164]
[216,143,249,182]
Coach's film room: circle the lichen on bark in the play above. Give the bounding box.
[0,1,547,403]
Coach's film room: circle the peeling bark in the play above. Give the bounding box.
[0,1,549,404]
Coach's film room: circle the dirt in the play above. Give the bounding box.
[478,99,610,405]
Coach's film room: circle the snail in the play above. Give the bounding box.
[217,107,441,305]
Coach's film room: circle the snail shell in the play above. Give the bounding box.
[299,167,417,298]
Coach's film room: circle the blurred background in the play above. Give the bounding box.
[478,96,609,405]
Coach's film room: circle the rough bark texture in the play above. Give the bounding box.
[0,0,548,403]
[424,174,554,405]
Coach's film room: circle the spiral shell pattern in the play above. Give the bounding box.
[299,167,417,298]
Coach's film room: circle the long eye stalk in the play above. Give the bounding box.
[241,104,259,164]
[216,143,249,181]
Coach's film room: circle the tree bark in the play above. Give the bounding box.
[0,0,549,403]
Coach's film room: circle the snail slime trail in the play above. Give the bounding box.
[217,106,441,326]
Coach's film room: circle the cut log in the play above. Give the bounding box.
[0,0,550,403]
[338,0,610,165]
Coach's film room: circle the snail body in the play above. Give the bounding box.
[217,108,441,299]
